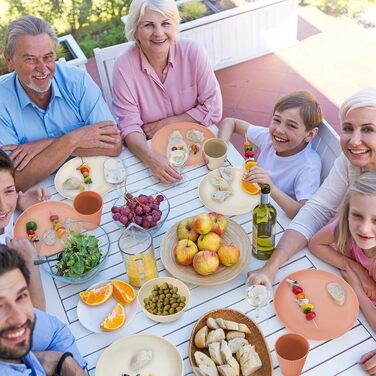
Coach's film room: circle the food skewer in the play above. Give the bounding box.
[287,277,318,328]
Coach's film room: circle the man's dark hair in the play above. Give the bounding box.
[0,245,30,285]
[0,150,15,178]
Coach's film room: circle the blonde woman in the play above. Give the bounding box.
[308,172,376,327]
[112,0,222,184]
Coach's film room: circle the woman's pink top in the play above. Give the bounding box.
[112,38,222,139]
[329,218,376,282]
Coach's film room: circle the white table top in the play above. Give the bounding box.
[36,140,376,376]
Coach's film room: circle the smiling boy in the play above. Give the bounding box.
[219,91,323,218]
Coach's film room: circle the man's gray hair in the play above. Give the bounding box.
[5,15,59,58]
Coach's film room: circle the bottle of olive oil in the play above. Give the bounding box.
[252,184,277,260]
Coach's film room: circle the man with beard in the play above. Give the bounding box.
[0,245,86,375]
[0,16,122,192]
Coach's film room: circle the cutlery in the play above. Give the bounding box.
[34,258,59,265]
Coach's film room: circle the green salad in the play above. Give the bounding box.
[56,232,102,277]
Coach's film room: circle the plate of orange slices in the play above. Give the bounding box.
[77,279,137,333]
[198,167,260,215]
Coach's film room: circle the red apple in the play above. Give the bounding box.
[197,232,222,252]
[193,250,220,275]
[177,218,199,242]
[217,245,240,266]
[192,213,213,235]
[208,212,228,235]
[174,239,198,266]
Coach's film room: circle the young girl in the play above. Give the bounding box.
[218,90,323,218]
[0,149,50,310]
[309,171,376,331]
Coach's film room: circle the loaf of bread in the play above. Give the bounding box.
[327,282,346,305]
[194,351,218,376]
[209,342,223,365]
[217,364,237,376]
[195,325,209,349]
[207,329,226,345]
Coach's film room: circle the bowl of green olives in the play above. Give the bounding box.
[138,277,190,323]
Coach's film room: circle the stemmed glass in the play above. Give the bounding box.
[245,272,273,323]
[103,157,127,196]
[166,141,189,188]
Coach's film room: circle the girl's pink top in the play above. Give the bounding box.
[112,38,222,139]
[329,218,376,282]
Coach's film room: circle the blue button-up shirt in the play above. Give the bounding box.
[0,309,87,375]
[0,64,114,146]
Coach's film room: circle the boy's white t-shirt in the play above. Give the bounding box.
[246,126,322,201]
[0,212,14,244]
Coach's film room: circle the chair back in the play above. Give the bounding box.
[311,120,341,183]
[93,42,133,110]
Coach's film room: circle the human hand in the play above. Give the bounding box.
[2,139,54,170]
[18,187,51,211]
[34,351,63,376]
[70,121,121,149]
[359,349,376,375]
[143,120,164,139]
[247,266,277,286]
[342,262,376,300]
[244,166,274,188]
[6,237,38,261]
[148,153,181,184]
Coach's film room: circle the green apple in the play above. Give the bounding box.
[174,239,198,266]
[192,213,213,235]
[218,245,240,266]
[177,218,199,242]
[197,232,222,252]
[193,250,220,275]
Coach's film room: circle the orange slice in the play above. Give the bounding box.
[79,283,113,306]
[112,280,136,305]
[100,303,126,331]
[241,178,261,195]
[245,160,257,170]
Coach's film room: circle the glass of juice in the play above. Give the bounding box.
[118,223,158,288]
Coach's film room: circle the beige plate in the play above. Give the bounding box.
[189,308,273,376]
[198,167,260,216]
[96,334,183,376]
[54,156,113,200]
[160,218,251,286]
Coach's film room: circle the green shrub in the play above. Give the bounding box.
[300,0,368,17]
[180,1,208,22]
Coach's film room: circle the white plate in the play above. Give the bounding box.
[96,334,184,376]
[198,167,260,215]
[54,156,113,200]
[77,281,137,334]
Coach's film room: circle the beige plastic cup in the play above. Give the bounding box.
[202,138,228,170]
[275,332,309,376]
[73,191,103,227]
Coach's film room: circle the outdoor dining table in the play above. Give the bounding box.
[34,133,376,376]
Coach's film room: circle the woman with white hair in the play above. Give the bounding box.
[112,0,222,184]
[249,87,376,278]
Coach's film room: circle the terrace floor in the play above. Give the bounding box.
[86,5,376,153]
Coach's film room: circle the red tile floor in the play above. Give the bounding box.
[86,6,376,154]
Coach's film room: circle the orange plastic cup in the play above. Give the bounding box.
[275,332,309,376]
[73,191,103,227]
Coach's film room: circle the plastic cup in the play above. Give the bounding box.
[202,138,228,170]
[73,191,103,227]
[275,332,309,376]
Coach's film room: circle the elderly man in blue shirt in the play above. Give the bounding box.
[0,16,122,191]
[0,245,87,375]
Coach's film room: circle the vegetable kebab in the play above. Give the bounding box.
[77,162,92,185]
[287,277,318,328]
[25,220,39,242]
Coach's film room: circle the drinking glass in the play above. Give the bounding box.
[166,142,189,187]
[245,272,272,323]
[103,157,127,195]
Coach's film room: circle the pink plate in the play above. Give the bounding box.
[14,201,80,256]
[274,269,359,340]
[151,122,215,166]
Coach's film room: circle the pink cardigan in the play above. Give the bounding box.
[112,38,222,139]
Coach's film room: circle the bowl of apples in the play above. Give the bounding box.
[111,188,170,234]
[160,212,252,286]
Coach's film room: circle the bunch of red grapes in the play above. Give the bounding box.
[111,192,165,229]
